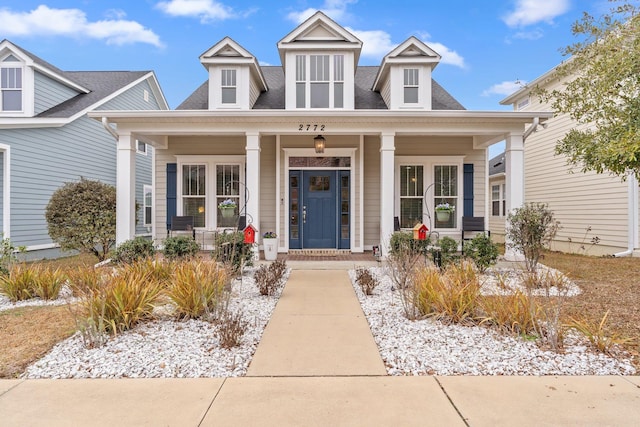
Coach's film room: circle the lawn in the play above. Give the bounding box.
[0,251,638,378]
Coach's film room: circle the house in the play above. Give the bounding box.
[0,39,168,259]
[499,66,640,257]
[93,12,550,258]
[488,152,506,244]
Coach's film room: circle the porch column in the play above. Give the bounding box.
[245,132,261,236]
[380,133,395,257]
[116,132,136,245]
[504,132,525,261]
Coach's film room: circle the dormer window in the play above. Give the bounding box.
[1,55,23,112]
[403,68,419,104]
[295,54,344,109]
[221,69,237,104]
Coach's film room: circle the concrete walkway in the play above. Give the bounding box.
[1,265,639,426]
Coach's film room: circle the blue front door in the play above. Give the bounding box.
[303,171,336,248]
[289,170,350,249]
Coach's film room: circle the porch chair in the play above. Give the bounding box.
[168,215,196,239]
[461,216,488,255]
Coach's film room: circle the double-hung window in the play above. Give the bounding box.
[397,157,462,230]
[178,156,245,229]
[491,183,506,216]
[403,68,419,104]
[295,54,344,109]
[143,185,153,226]
[221,69,237,104]
[1,54,23,112]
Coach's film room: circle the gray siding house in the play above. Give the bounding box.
[0,39,168,259]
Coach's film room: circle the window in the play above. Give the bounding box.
[136,140,147,154]
[434,165,458,228]
[216,164,240,227]
[295,54,344,108]
[221,69,236,104]
[403,68,419,104]
[143,185,152,226]
[491,185,501,216]
[399,165,424,229]
[502,184,506,216]
[1,55,22,112]
[182,164,206,228]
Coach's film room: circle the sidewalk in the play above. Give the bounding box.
[0,267,638,426]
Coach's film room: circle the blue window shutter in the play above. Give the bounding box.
[167,163,177,230]
[463,164,474,217]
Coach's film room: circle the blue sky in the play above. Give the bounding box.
[0,0,615,156]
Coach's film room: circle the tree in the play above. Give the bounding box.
[506,203,560,272]
[45,178,116,261]
[536,1,640,180]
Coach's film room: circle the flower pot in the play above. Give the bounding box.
[436,210,451,222]
[263,238,278,261]
[220,207,235,218]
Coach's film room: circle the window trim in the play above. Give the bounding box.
[294,53,345,109]
[220,68,237,105]
[0,55,24,113]
[403,68,419,105]
[395,156,464,231]
[175,155,246,230]
[136,140,147,155]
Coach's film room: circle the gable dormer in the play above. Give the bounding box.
[373,37,441,110]
[277,11,362,110]
[200,37,267,110]
[0,39,89,118]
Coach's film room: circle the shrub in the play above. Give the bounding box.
[254,260,287,296]
[215,310,248,349]
[389,232,430,256]
[130,257,174,286]
[80,266,163,335]
[45,178,117,261]
[432,236,459,267]
[569,311,634,355]
[166,261,230,319]
[464,233,499,272]
[0,234,25,275]
[506,203,559,272]
[163,236,200,260]
[112,237,156,264]
[32,265,66,300]
[0,264,37,301]
[354,267,378,295]
[212,232,253,272]
[386,233,431,292]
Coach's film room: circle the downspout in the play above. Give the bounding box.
[101,117,119,140]
[614,173,639,257]
[523,117,540,141]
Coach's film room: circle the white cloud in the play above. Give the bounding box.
[0,5,162,47]
[346,28,395,58]
[287,0,357,23]
[156,0,234,22]
[513,28,545,40]
[482,80,526,97]
[423,41,465,68]
[503,0,571,27]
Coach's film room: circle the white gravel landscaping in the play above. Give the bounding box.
[0,286,77,312]
[20,268,288,379]
[349,266,636,376]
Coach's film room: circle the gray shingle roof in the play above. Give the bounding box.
[489,152,506,176]
[37,71,151,118]
[177,65,465,110]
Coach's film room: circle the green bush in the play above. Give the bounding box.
[0,234,25,275]
[112,237,156,264]
[389,232,430,256]
[464,233,499,272]
[163,236,200,260]
[432,236,459,266]
[45,178,116,261]
[507,203,559,272]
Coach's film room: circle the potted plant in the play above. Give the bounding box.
[435,203,455,222]
[262,231,278,261]
[218,199,237,218]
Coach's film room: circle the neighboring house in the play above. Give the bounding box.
[488,152,506,244]
[500,66,640,257]
[0,39,168,259]
[94,12,550,257]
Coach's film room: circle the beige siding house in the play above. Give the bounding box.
[93,12,550,258]
[500,70,640,256]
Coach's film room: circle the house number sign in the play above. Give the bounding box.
[298,124,325,131]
